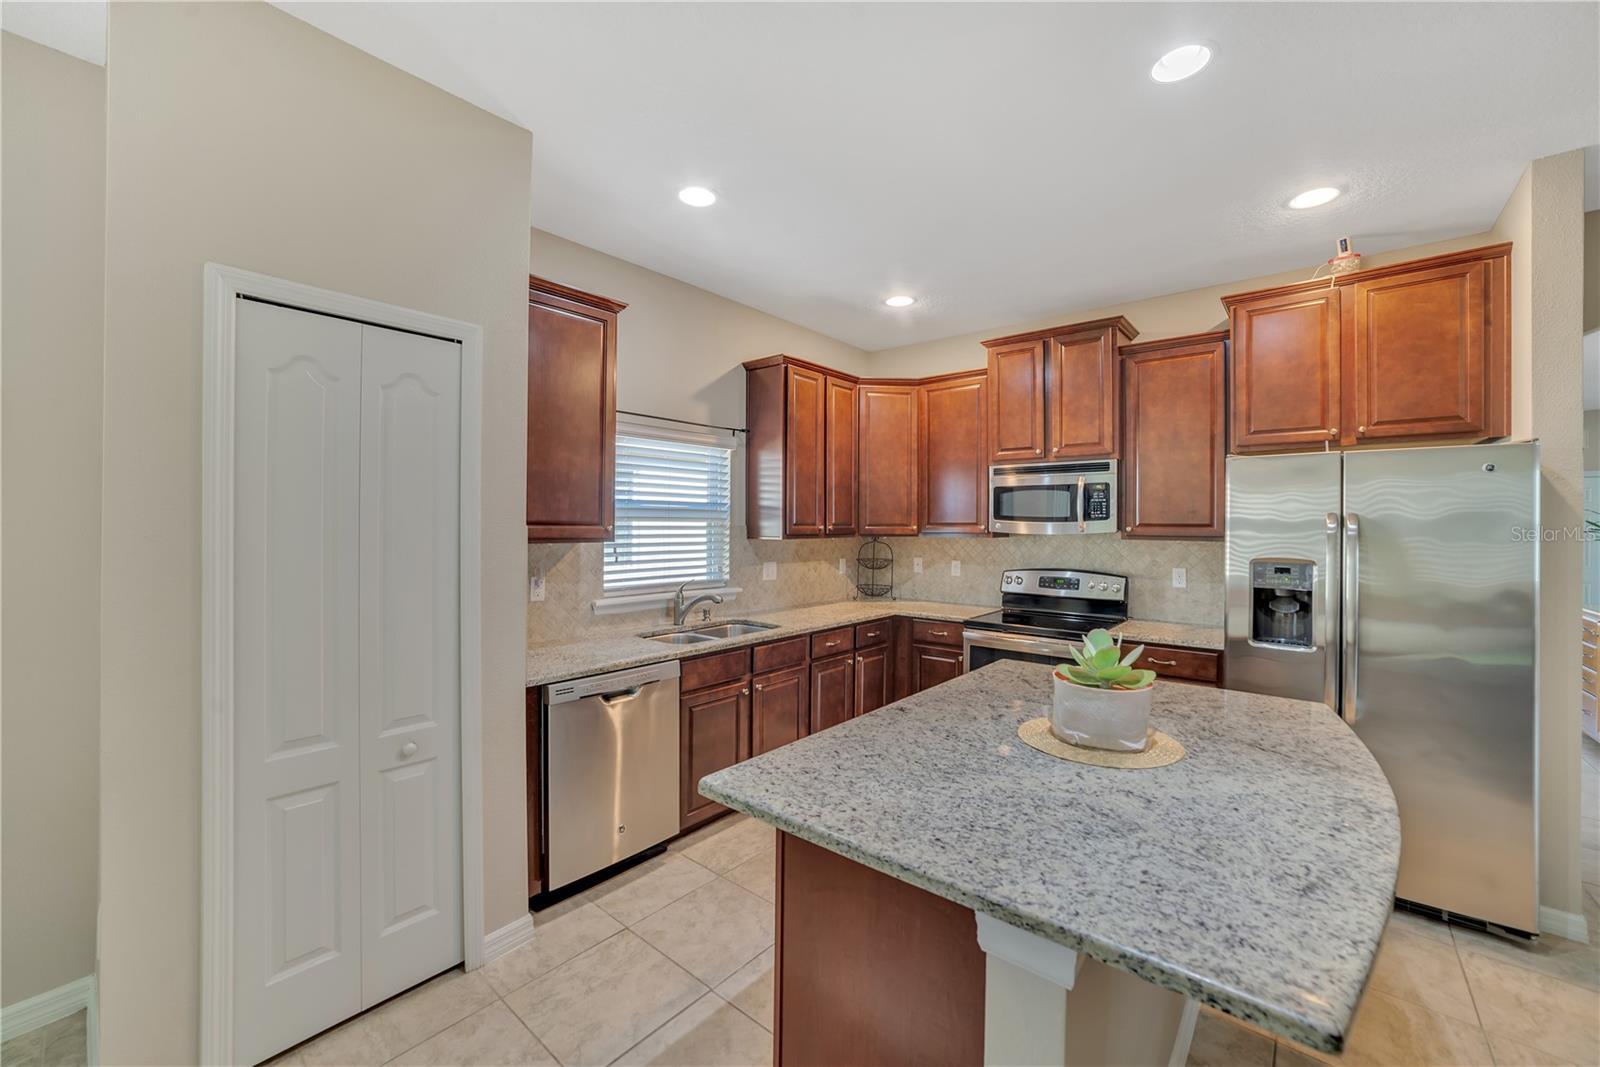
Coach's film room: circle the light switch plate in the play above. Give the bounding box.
[762,561,778,581]
[839,557,848,575]
[913,557,924,574]
[1172,567,1187,589]
[528,569,545,603]
[950,560,962,576]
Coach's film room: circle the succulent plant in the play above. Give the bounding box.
[1054,628,1156,691]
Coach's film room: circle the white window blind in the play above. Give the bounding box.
[603,431,733,594]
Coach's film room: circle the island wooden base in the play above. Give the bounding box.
[773,831,1198,1067]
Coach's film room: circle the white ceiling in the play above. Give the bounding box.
[0,0,105,64]
[7,3,1597,352]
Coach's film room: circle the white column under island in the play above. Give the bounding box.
[700,659,1400,1067]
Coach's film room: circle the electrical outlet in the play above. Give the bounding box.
[839,557,848,575]
[528,569,545,602]
[762,561,778,581]
[1172,567,1187,589]
[913,556,924,574]
[950,560,962,576]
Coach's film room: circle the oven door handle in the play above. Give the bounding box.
[961,629,1083,669]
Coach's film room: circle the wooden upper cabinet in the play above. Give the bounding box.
[1223,243,1510,453]
[786,365,828,536]
[985,340,1046,462]
[857,383,920,535]
[984,317,1136,464]
[744,356,857,539]
[1344,247,1508,443]
[824,376,858,535]
[1120,331,1228,539]
[526,276,625,541]
[1225,284,1342,453]
[1046,321,1134,459]
[920,372,988,534]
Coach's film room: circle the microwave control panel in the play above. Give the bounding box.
[1084,482,1112,521]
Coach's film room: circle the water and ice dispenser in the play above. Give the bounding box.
[1249,559,1315,648]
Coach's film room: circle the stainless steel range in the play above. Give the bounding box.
[962,569,1129,671]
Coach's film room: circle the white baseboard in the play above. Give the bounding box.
[1539,904,1591,944]
[480,913,536,965]
[1,974,96,1045]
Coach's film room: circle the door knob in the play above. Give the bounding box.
[400,741,418,759]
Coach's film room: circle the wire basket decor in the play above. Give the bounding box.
[855,537,895,599]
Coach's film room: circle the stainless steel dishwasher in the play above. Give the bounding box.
[542,659,681,891]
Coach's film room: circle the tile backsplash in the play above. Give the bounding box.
[527,531,1223,650]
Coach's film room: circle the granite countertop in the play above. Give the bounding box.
[526,599,1223,687]
[700,660,1398,1053]
[525,600,992,687]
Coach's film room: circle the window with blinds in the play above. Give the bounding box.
[602,431,733,595]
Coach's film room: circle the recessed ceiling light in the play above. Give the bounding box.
[1150,44,1211,83]
[1288,186,1341,210]
[884,295,916,308]
[678,186,717,207]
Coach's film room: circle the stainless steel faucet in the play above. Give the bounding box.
[673,581,724,626]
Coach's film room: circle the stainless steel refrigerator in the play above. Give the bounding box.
[1225,442,1539,934]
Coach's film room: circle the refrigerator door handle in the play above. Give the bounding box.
[1324,512,1340,712]
[1342,512,1361,723]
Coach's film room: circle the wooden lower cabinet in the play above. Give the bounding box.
[775,832,985,1066]
[1142,643,1222,687]
[810,653,855,733]
[752,665,809,756]
[854,644,890,715]
[911,643,963,692]
[680,678,750,830]
[526,688,541,896]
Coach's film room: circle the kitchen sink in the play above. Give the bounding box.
[692,622,779,638]
[645,631,719,645]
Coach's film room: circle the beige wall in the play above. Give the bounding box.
[1491,149,1589,927]
[1,31,105,1008]
[1585,209,1599,334]
[98,4,532,1061]
[865,235,1503,378]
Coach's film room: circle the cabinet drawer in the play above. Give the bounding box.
[811,627,855,658]
[753,636,809,674]
[1583,641,1597,675]
[910,620,962,647]
[682,647,752,692]
[855,620,891,648]
[1139,643,1220,685]
[1583,665,1597,699]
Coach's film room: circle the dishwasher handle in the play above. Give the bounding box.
[597,687,644,706]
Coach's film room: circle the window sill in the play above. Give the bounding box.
[591,585,743,616]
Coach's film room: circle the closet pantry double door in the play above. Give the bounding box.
[233,299,464,1065]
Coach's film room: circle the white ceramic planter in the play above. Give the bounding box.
[1050,678,1154,751]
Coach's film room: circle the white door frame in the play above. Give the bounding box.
[199,264,486,1064]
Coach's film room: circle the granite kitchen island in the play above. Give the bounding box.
[700,660,1400,1067]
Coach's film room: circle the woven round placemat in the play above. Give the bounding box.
[1017,717,1186,769]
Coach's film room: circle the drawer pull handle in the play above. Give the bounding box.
[825,640,840,647]
[1148,657,1178,666]
[929,629,949,637]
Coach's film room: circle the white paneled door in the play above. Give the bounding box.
[357,325,463,1006]
[232,300,463,1065]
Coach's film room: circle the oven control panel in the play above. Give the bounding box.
[1000,569,1127,601]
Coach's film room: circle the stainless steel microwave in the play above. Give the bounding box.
[988,460,1118,535]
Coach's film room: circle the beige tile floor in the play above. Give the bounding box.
[18,738,1585,1067]
[268,813,778,1067]
[0,1009,88,1067]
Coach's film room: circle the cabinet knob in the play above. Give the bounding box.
[1358,425,1366,434]
[1125,526,1133,532]
[1327,427,1337,436]
[400,741,418,759]
[742,688,750,695]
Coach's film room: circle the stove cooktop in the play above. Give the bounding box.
[963,608,1124,640]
